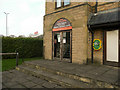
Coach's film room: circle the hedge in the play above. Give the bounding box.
[2,37,43,59]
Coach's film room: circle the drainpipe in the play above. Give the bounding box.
[95,0,98,13]
[88,25,94,64]
[87,1,98,64]
[87,0,97,64]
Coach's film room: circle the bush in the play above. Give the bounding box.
[2,37,43,59]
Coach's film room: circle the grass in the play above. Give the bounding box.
[2,57,43,72]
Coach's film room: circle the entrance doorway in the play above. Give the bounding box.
[53,31,72,62]
[104,30,120,66]
[106,30,119,62]
[52,18,72,62]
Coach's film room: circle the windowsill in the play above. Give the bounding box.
[55,6,62,9]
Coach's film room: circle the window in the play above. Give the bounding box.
[55,0,70,9]
[56,0,62,8]
[64,0,70,6]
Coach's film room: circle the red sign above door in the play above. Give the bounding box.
[53,18,72,31]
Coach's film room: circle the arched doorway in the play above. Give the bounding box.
[52,18,72,62]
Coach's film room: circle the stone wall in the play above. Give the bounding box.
[97,2,119,12]
[46,2,119,15]
[46,2,85,14]
[44,1,119,64]
[93,30,104,64]
[44,4,91,64]
[87,2,119,64]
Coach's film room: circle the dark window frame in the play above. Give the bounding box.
[55,0,62,9]
[55,0,70,9]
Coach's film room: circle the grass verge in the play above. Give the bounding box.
[2,57,42,72]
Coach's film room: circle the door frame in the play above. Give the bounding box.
[52,30,72,62]
[104,29,120,67]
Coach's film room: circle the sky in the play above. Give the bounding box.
[0,0,45,37]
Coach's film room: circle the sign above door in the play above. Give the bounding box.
[53,18,72,31]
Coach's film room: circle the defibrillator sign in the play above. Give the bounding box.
[93,39,102,50]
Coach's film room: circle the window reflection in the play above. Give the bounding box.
[56,0,70,8]
[56,0,62,8]
[64,0,70,6]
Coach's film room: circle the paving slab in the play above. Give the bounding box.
[104,69,118,76]
[2,78,11,84]
[15,78,29,83]
[22,81,37,88]
[86,66,111,75]
[31,78,47,84]
[32,85,44,88]
[97,75,118,84]
[54,85,64,88]
[2,73,14,79]
[42,82,58,88]
[11,84,26,88]
[3,81,18,88]
[2,85,7,88]
[25,76,37,81]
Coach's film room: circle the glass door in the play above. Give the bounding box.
[62,32,70,59]
[53,31,71,62]
[54,32,60,58]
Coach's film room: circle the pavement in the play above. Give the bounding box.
[24,60,120,84]
[2,59,120,88]
[2,70,64,88]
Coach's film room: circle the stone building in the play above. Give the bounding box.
[43,0,120,66]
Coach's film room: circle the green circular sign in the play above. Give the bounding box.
[93,39,101,50]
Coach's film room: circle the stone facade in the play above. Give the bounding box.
[93,30,104,64]
[44,1,119,65]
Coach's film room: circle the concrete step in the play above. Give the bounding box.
[22,62,119,88]
[16,65,93,88]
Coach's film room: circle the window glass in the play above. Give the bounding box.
[64,0,70,6]
[56,0,62,8]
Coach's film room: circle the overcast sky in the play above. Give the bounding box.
[0,0,45,37]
